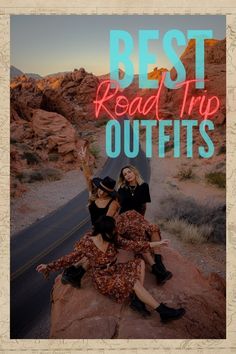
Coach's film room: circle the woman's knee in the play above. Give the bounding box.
[140,258,145,271]
[151,229,161,241]
[133,279,141,290]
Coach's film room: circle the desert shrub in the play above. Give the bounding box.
[10,138,17,144]
[16,168,62,183]
[165,142,174,152]
[139,126,146,135]
[48,153,59,162]
[40,168,62,181]
[158,194,225,243]
[217,145,226,155]
[23,151,40,165]
[89,144,100,159]
[205,172,226,189]
[177,166,193,180]
[17,170,44,183]
[164,218,213,244]
[80,131,94,139]
[95,116,108,127]
[88,136,96,143]
[30,171,44,182]
[215,161,225,172]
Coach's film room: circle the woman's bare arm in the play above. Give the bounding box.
[107,200,120,218]
[78,144,93,195]
[149,239,169,248]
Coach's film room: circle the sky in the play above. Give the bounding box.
[11,15,225,77]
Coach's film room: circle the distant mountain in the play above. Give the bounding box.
[10,65,42,80]
[45,71,70,78]
[98,69,125,81]
[26,73,42,80]
[10,66,24,79]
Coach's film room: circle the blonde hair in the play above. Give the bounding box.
[88,183,118,205]
[88,187,99,204]
[88,185,110,205]
[117,165,144,188]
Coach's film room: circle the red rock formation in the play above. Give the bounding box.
[50,247,226,339]
[10,68,100,197]
[39,68,100,126]
[148,67,168,82]
[121,38,226,124]
[31,109,80,163]
[163,38,226,124]
[11,75,43,122]
[10,108,96,197]
[11,68,101,127]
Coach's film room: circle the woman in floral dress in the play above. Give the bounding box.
[36,216,185,322]
[117,165,172,284]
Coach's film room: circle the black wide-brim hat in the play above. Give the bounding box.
[92,176,118,197]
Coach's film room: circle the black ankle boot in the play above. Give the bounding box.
[151,264,172,285]
[155,254,168,272]
[130,294,151,317]
[156,303,185,322]
[152,254,173,284]
[61,265,86,288]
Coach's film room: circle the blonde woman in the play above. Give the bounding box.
[118,165,150,215]
[116,165,172,285]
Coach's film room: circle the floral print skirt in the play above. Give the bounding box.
[93,258,142,303]
[116,210,160,242]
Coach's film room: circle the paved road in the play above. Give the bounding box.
[10,120,150,338]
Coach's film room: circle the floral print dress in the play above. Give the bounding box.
[46,233,150,303]
[116,210,160,242]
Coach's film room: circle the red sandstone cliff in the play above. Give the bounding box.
[164,38,226,124]
[10,68,101,197]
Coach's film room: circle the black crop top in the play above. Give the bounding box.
[118,182,151,215]
[88,199,114,225]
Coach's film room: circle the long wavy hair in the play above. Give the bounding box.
[88,182,119,205]
[117,165,144,188]
[88,184,106,204]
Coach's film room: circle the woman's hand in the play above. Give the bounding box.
[36,264,49,279]
[150,239,169,248]
[78,139,90,161]
[159,239,169,247]
[78,146,87,161]
[78,141,94,193]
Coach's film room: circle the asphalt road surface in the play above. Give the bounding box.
[10,119,150,338]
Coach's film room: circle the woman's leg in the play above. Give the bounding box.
[129,260,151,316]
[142,252,155,267]
[142,250,172,285]
[133,280,160,309]
[151,225,162,253]
[151,229,162,254]
[151,230,161,242]
[133,280,186,321]
[139,259,145,285]
[149,225,172,284]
